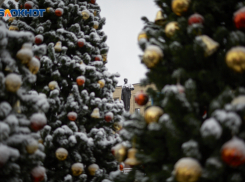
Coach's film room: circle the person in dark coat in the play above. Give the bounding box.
[121,78,134,111]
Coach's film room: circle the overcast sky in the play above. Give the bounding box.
[99,0,158,86]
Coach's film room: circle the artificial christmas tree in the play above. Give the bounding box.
[7,0,124,181]
[108,0,245,182]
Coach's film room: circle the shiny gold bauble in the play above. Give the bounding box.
[91,108,100,118]
[125,148,140,166]
[113,144,127,163]
[16,48,33,64]
[55,148,68,161]
[9,25,19,31]
[196,35,219,57]
[102,54,107,62]
[54,41,62,52]
[27,57,40,74]
[81,10,90,20]
[98,79,105,88]
[71,163,84,176]
[144,106,164,124]
[174,157,202,182]
[138,31,148,41]
[165,21,179,37]
[155,10,166,26]
[226,46,245,73]
[46,7,54,13]
[114,122,123,132]
[88,164,99,176]
[93,21,99,29]
[172,0,190,16]
[8,17,16,23]
[5,73,22,93]
[143,45,163,68]
[26,139,39,154]
[48,81,58,90]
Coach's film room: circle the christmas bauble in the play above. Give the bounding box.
[144,106,164,124]
[91,108,100,118]
[93,21,99,29]
[221,137,245,167]
[196,35,219,56]
[88,164,99,176]
[226,46,245,73]
[9,25,19,31]
[30,113,47,131]
[5,73,22,93]
[35,35,43,45]
[77,38,85,48]
[67,111,77,121]
[155,10,165,26]
[90,0,96,4]
[188,13,204,25]
[24,1,33,10]
[54,41,62,52]
[26,139,38,154]
[102,54,107,62]
[31,166,45,182]
[119,164,124,171]
[104,112,114,122]
[48,81,58,90]
[125,148,140,166]
[46,7,54,13]
[98,79,105,88]
[95,56,101,61]
[172,0,190,16]
[81,10,90,20]
[174,157,202,182]
[143,45,163,68]
[165,21,179,37]
[8,17,16,23]
[234,7,245,30]
[55,8,63,17]
[113,144,127,162]
[16,47,33,64]
[76,76,85,86]
[135,91,149,106]
[71,163,84,176]
[28,57,40,74]
[56,148,68,161]
[138,31,148,41]
[114,122,123,132]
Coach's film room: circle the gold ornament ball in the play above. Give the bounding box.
[26,139,39,154]
[71,163,84,176]
[55,148,68,161]
[98,79,105,88]
[16,47,33,64]
[114,122,123,132]
[144,106,164,124]
[143,45,163,68]
[113,144,127,163]
[165,21,179,37]
[9,25,19,31]
[5,73,22,93]
[93,21,99,29]
[174,157,202,182]
[88,164,99,176]
[28,57,40,74]
[138,31,148,41]
[81,10,90,20]
[48,81,58,90]
[8,17,16,23]
[226,46,245,73]
[155,10,166,26]
[196,35,219,57]
[172,0,190,16]
[125,148,140,166]
[54,41,62,52]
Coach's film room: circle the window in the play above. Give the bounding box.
[135,108,140,114]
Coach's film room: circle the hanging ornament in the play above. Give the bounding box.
[31,166,45,182]
[102,54,107,62]
[81,10,90,20]
[88,164,99,176]
[16,45,33,64]
[71,163,84,176]
[77,38,86,48]
[5,73,22,93]
[55,8,63,17]
[135,91,149,106]
[165,21,179,37]
[27,57,40,74]
[195,35,219,56]
[113,143,127,162]
[30,113,47,131]
[67,111,77,121]
[98,79,105,88]
[8,17,16,23]
[188,13,204,25]
[54,41,62,52]
[138,31,148,42]
[90,0,96,4]
[172,0,190,16]
[155,10,166,26]
[114,122,123,132]
[26,139,39,154]
[24,1,33,10]
[93,21,99,29]
[46,7,54,13]
[93,10,97,16]
[95,55,102,61]
[143,45,163,68]
[119,164,124,171]
[144,106,164,124]
[104,112,114,122]
[226,46,245,73]
[234,7,245,30]
[125,148,140,167]
[174,157,202,182]
[56,148,68,161]
[76,76,85,86]
[48,81,58,90]
[9,25,19,31]
[13,100,21,113]
[221,137,245,167]
[35,35,44,45]
[91,108,100,118]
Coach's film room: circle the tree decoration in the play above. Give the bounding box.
[16,44,33,64]
[104,112,114,122]
[27,57,40,74]
[119,164,124,171]
[90,0,96,4]
[31,166,46,182]
[76,76,85,86]
[114,122,123,132]
[234,7,245,30]
[9,25,19,31]
[221,137,245,167]
[5,73,22,93]
[188,13,204,25]
[172,0,190,16]
[155,10,166,26]
[174,157,202,182]
[35,35,44,45]
[81,10,90,20]
[13,100,21,113]
[135,91,149,106]
[98,79,105,88]
[195,35,219,56]
[226,46,245,73]
[165,21,179,37]
[93,21,99,29]
[88,164,99,176]
[71,163,84,176]
[46,7,54,13]
[26,139,39,154]
[8,17,16,23]
[24,1,33,10]
[95,56,101,61]
[112,143,127,162]
[55,8,63,17]
[143,45,163,68]
[30,113,47,131]
[54,41,62,52]
[67,111,77,121]
[125,148,140,167]
[91,108,100,118]
[77,38,86,48]
[56,148,68,161]
[231,95,245,106]
[48,81,58,90]
[138,31,148,42]
[144,106,164,124]
[102,54,107,62]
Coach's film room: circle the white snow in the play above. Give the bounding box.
[200,118,222,139]
[30,113,47,126]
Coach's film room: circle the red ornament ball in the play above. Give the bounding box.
[35,35,44,45]
[31,166,45,182]
[76,76,85,86]
[91,0,96,4]
[67,111,77,121]
[135,91,149,106]
[24,1,33,10]
[77,38,85,48]
[30,113,47,131]
[55,8,63,17]
[119,164,124,171]
[234,7,245,30]
[104,112,114,122]
[188,13,204,25]
[95,56,101,61]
